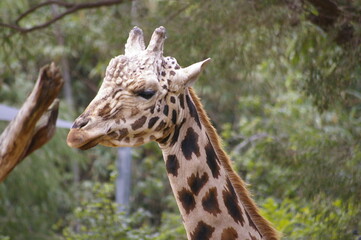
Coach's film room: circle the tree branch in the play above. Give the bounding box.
[0,63,64,182]
[164,2,193,23]
[15,0,74,25]
[0,0,128,35]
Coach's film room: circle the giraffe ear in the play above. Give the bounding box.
[175,58,211,88]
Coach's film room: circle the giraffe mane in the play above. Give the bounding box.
[188,87,281,240]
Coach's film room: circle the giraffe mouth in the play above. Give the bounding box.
[67,128,104,150]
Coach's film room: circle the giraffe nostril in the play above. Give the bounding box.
[72,118,90,129]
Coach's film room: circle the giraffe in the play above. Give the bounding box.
[67,26,280,240]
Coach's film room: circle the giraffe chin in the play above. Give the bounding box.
[78,139,100,150]
[67,129,103,150]
[68,136,101,150]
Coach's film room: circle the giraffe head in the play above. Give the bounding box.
[67,26,210,150]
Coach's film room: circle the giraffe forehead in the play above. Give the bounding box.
[104,54,180,87]
[105,55,156,85]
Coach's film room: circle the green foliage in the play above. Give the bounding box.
[61,179,155,240]
[130,142,176,225]
[225,88,360,238]
[261,197,358,239]
[154,212,186,240]
[61,171,186,240]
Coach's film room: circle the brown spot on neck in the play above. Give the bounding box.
[221,227,238,240]
[181,127,200,160]
[201,187,221,216]
[170,96,176,103]
[186,93,201,129]
[179,93,185,109]
[178,188,196,214]
[148,116,159,129]
[190,221,215,240]
[131,116,147,130]
[187,172,209,196]
[223,179,245,226]
[163,104,169,116]
[166,155,180,177]
[205,141,221,178]
[169,118,186,146]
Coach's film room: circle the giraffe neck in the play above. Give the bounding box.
[158,88,278,240]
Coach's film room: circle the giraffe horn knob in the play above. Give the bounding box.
[125,26,146,55]
[146,26,166,54]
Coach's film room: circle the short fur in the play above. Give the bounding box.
[188,87,281,240]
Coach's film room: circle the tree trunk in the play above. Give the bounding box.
[0,63,64,182]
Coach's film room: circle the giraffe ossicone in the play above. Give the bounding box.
[67,26,280,240]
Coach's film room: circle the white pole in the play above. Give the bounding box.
[116,147,132,212]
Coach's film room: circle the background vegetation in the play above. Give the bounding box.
[0,0,360,239]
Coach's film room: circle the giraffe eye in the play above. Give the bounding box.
[136,90,156,100]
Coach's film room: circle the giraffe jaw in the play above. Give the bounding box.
[67,128,103,150]
[67,129,134,149]
[78,138,101,150]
